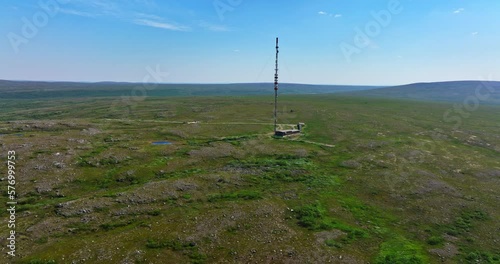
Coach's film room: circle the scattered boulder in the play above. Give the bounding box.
[340,160,361,169]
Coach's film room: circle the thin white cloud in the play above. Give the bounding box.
[199,21,231,32]
[471,32,479,36]
[67,0,117,11]
[453,8,464,14]
[319,11,341,18]
[60,2,190,31]
[59,8,98,17]
[86,0,117,11]
[60,0,119,17]
[134,0,156,7]
[135,12,163,20]
[134,19,190,31]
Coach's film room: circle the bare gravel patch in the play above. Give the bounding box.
[56,197,114,217]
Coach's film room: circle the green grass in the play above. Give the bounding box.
[445,210,489,236]
[295,201,331,230]
[375,236,428,264]
[427,235,444,246]
[464,251,500,263]
[99,220,135,231]
[295,201,368,244]
[146,239,207,264]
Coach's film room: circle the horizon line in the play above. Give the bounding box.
[1,79,499,87]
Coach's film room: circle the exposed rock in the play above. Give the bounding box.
[81,128,102,136]
[340,160,361,169]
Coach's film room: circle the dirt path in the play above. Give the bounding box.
[299,140,335,148]
[104,118,298,126]
[104,118,335,147]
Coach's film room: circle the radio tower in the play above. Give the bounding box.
[274,37,279,133]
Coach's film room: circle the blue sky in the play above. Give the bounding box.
[1,0,500,85]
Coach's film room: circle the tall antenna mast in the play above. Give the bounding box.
[274,37,279,133]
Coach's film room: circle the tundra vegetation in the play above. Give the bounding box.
[0,94,498,263]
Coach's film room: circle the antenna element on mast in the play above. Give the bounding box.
[274,37,279,133]
[272,38,305,137]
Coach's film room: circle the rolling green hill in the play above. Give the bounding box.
[3,80,500,105]
[348,81,500,104]
[0,80,378,99]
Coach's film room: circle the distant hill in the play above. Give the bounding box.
[4,80,500,104]
[0,80,378,99]
[347,81,500,104]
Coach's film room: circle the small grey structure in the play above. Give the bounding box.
[274,123,305,137]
